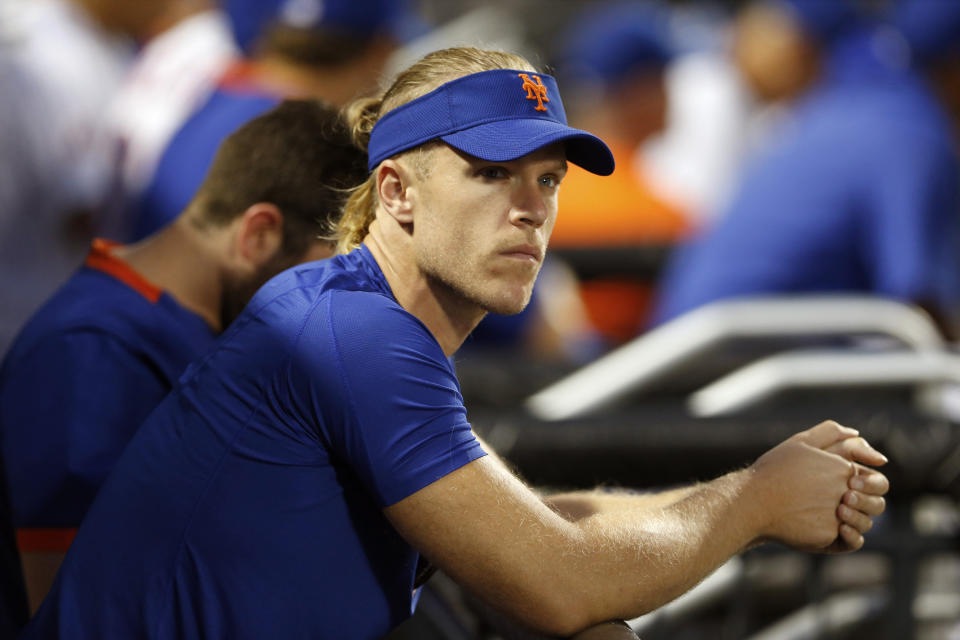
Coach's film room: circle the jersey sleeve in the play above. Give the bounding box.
[0,330,171,526]
[287,290,486,508]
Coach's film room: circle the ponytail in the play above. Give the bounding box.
[336,95,383,253]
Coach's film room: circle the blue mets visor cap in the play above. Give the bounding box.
[366,69,615,176]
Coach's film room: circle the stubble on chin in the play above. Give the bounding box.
[427,267,535,317]
[417,241,540,316]
[480,280,535,316]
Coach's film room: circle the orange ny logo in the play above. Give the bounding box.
[518,73,549,112]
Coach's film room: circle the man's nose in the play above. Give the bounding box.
[509,181,549,228]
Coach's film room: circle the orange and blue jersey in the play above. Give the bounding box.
[0,239,216,536]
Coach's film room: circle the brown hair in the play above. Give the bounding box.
[335,47,537,253]
[188,99,368,259]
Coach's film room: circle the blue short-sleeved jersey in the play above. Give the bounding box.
[0,240,216,528]
[133,82,279,240]
[23,246,487,639]
[653,30,960,324]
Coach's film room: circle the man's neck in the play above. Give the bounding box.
[363,225,485,357]
[114,218,226,332]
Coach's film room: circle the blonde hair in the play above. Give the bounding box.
[335,47,537,253]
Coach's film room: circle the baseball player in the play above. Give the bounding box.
[23,48,888,639]
[0,99,366,611]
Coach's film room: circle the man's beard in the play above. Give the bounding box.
[219,251,300,330]
[421,259,535,318]
[219,276,260,331]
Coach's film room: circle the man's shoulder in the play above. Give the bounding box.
[226,251,405,355]
[1,265,185,373]
[249,250,394,316]
[252,256,445,370]
[14,266,145,332]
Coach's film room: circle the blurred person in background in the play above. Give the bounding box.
[639,0,757,227]
[547,0,692,346]
[0,0,135,359]
[0,100,367,613]
[128,0,410,241]
[652,0,960,339]
[97,0,238,241]
[0,0,238,360]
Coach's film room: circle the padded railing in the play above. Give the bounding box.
[526,296,944,421]
[689,348,960,417]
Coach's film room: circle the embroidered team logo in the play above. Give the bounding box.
[518,73,549,112]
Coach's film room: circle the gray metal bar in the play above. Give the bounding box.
[688,349,960,417]
[526,297,943,421]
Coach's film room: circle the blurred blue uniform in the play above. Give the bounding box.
[222,0,284,53]
[133,72,279,239]
[223,0,423,53]
[0,240,216,527]
[653,27,960,323]
[22,246,485,639]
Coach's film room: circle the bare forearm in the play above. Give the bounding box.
[563,469,759,623]
[437,469,761,632]
[390,423,885,636]
[545,484,699,521]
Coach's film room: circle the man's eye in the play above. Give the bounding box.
[539,175,559,188]
[479,166,507,179]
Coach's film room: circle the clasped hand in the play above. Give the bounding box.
[751,420,889,553]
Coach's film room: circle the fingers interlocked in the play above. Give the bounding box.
[822,424,890,552]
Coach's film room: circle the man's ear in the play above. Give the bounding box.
[234,202,283,270]
[376,159,416,225]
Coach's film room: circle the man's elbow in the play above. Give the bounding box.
[503,570,667,635]
[503,585,598,637]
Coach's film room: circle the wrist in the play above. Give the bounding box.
[725,466,771,548]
